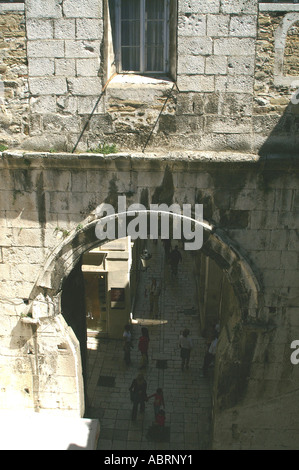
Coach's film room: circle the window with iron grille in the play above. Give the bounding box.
[113,0,170,74]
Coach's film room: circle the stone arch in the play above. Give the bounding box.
[274,12,299,86]
[283,19,299,76]
[28,214,262,321]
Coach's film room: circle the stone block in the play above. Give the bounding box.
[263,269,286,288]
[250,250,281,270]
[28,58,55,77]
[269,230,288,251]
[205,56,227,75]
[179,0,220,14]
[27,40,64,58]
[283,270,299,289]
[205,116,251,134]
[26,0,63,19]
[177,55,205,75]
[175,115,204,134]
[76,18,102,40]
[207,14,230,37]
[55,59,76,77]
[229,15,257,37]
[274,189,294,212]
[12,227,43,247]
[65,40,101,59]
[214,37,255,56]
[0,264,11,280]
[29,78,67,95]
[62,0,102,18]
[215,74,254,93]
[10,264,40,284]
[220,0,257,14]
[177,75,215,92]
[26,19,54,40]
[43,114,80,134]
[250,210,279,230]
[221,93,253,116]
[56,95,78,114]
[71,171,87,193]
[233,188,275,211]
[278,211,299,230]
[43,170,71,192]
[178,37,213,56]
[178,13,206,37]
[30,96,57,114]
[76,58,101,77]
[67,77,102,96]
[175,93,194,115]
[54,19,76,39]
[227,56,255,75]
[77,96,105,115]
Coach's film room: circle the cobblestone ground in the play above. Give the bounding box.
[85,240,213,450]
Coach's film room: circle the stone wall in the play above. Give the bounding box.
[253,7,299,154]
[0,8,29,147]
[0,0,298,154]
[0,150,298,446]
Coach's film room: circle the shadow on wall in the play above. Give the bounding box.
[257,100,299,158]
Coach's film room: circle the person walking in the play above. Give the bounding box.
[162,239,171,260]
[169,245,182,278]
[178,328,193,371]
[129,373,147,421]
[138,327,150,368]
[145,278,161,318]
[123,323,132,366]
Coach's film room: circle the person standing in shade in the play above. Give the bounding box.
[169,245,182,278]
[129,373,147,421]
[138,327,150,369]
[123,323,132,366]
[147,387,165,419]
[145,278,161,318]
[178,328,193,371]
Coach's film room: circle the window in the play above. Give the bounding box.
[114,0,170,74]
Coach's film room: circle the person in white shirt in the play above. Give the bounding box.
[178,328,193,371]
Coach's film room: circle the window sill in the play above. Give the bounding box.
[259,3,299,11]
[108,73,175,90]
[0,3,25,12]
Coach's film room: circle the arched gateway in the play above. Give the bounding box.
[25,209,262,438]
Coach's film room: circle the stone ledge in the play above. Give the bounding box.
[0,150,298,171]
[259,3,299,11]
[0,3,25,12]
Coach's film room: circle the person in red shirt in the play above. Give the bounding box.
[155,409,165,427]
[147,387,165,418]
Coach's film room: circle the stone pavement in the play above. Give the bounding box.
[85,240,213,450]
